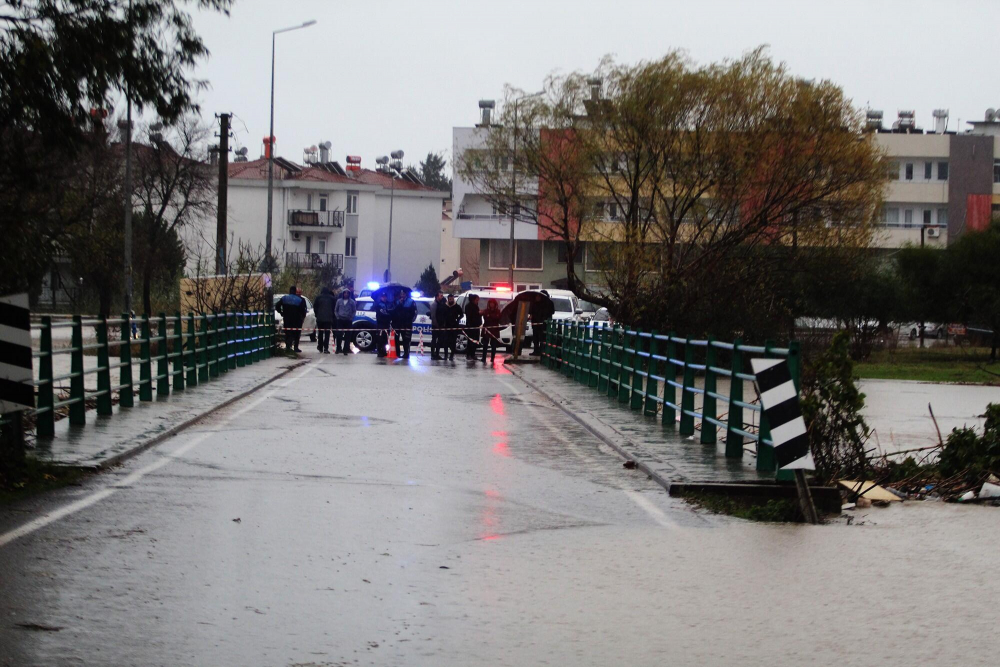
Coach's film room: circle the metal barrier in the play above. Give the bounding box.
[30,311,275,438]
[541,320,801,473]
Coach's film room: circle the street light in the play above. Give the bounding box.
[508,91,544,289]
[377,150,404,283]
[265,19,316,282]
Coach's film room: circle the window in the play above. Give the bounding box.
[344,236,357,257]
[994,159,1000,183]
[318,239,326,254]
[592,201,605,219]
[904,209,913,227]
[884,207,899,225]
[306,194,313,211]
[489,239,511,269]
[938,208,948,226]
[905,163,914,180]
[937,162,948,181]
[924,162,932,180]
[514,240,543,269]
[346,193,358,214]
[888,161,900,180]
[557,242,568,264]
[305,235,312,253]
[551,297,574,314]
[319,195,328,212]
[922,209,932,225]
[608,202,620,221]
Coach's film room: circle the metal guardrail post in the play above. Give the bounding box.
[95,318,112,416]
[630,330,644,411]
[597,324,609,393]
[662,333,677,427]
[173,312,185,391]
[69,315,85,425]
[186,313,198,387]
[227,313,237,371]
[679,338,696,436]
[119,313,134,408]
[606,325,619,398]
[644,331,659,416]
[588,325,600,389]
[701,339,717,444]
[140,316,152,401]
[236,312,247,368]
[199,315,210,383]
[756,339,777,473]
[254,311,263,363]
[37,316,54,437]
[618,329,632,404]
[726,339,745,458]
[156,314,170,397]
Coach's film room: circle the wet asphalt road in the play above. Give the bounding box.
[1,352,999,666]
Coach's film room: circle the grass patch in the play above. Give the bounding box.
[684,491,803,522]
[0,459,89,506]
[854,345,1000,385]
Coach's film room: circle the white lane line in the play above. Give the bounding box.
[499,378,678,529]
[0,361,319,549]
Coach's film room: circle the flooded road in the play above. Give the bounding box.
[0,353,998,665]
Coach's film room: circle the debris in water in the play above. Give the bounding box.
[232,518,241,523]
[623,460,637,470]
[15,623,62,632]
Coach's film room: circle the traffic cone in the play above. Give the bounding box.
[388,330,397,359]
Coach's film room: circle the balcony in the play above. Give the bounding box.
[287,209,345,229]
[284,252,345,270]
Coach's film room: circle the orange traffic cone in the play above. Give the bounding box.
[388,330,397,359]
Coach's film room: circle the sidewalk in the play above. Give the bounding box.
[506,360,771,486]
[30,357,308,469]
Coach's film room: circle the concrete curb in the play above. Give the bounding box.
[504,361,681,493]
[81,359,310,471]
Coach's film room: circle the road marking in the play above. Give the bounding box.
[0,361,319,549]
[499,378,678,529]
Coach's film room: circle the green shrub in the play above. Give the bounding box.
[939,403,1000,477]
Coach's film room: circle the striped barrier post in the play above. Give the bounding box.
[756,339,777,473]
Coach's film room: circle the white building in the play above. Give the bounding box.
[185,155,448,289]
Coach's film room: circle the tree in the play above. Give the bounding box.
[419,152,452,194]
[414,264,441,296]
[944,220,1000,360]
[0,0,230,296]
[459,49,887,339]
[895,245,949,347]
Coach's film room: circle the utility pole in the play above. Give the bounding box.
[216,113,231,275]
[122,97,133,315]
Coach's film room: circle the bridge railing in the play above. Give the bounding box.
[28,311,275,438]
[540,320,801,473]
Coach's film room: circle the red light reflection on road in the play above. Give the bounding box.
[493,441,511,457]
[490,393,505,416]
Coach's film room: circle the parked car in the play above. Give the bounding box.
[453,289,532,353]
[543,289,585,323]
[273,294,317,342]
[905,322,945,340]
[350,296,434,352]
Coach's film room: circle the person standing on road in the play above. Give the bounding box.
[392,292,417,358]
[529,290,556,356]
[481,298,502,364]
[464,294,483,360]
[276,286,308,352]
[375,292,392,358]
[439,294,463,361]
[430,292,445,360]
[312,286,336,354]
[334,288,356,355]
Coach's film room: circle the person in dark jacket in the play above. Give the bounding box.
[429,292,445,360]
[464,294,483,360]
[438,294,463,360]
[312,286,336,354]
[334,288,357,355]
[276,286,308,352]
[529,290,556,356]
[480,298,503,363]
[391,292,417,358]
[374,293,392,358]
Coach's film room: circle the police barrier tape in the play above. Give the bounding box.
[276,325,508,346]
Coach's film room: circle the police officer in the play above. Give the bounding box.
[392,292,417,358]
[276,286,308,352]
[312,286,336,354]
[375,292,392,358]
[438,294,463,361]
[464,294,483,360]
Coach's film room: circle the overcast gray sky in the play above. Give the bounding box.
[191,0,998,173]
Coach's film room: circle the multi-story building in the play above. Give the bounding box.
[184,151,448,289]
[451,104,1000,291]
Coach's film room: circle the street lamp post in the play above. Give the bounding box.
[377,150,404,283]
[508,92,543,289]
[265,20,316,285]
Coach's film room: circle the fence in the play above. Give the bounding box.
[27,311,275,438]
[540,320,801,474]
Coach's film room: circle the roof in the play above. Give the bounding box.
[229,157,447,194]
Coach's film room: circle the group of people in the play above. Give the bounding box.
[429,293,505,363]
[275,285,356,355]
[374,291,419,358]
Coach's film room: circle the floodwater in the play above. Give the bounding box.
[0,352,998,665]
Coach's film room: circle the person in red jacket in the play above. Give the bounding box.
[480,298,503,363]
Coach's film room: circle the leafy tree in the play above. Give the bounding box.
[895,245,949,347]
[944,220,1000,360]
[419,152,452,194]
[414,264,441,297]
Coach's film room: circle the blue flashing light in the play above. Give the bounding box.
[366,281,380,291]
[411,291,422,298]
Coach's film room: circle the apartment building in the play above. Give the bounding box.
[184,149,448,289]
[452,104,1000,291]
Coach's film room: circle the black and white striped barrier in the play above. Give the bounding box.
[0,293,33,414]
[751,357,814,471]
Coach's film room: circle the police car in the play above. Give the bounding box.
[350,296,434,352]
